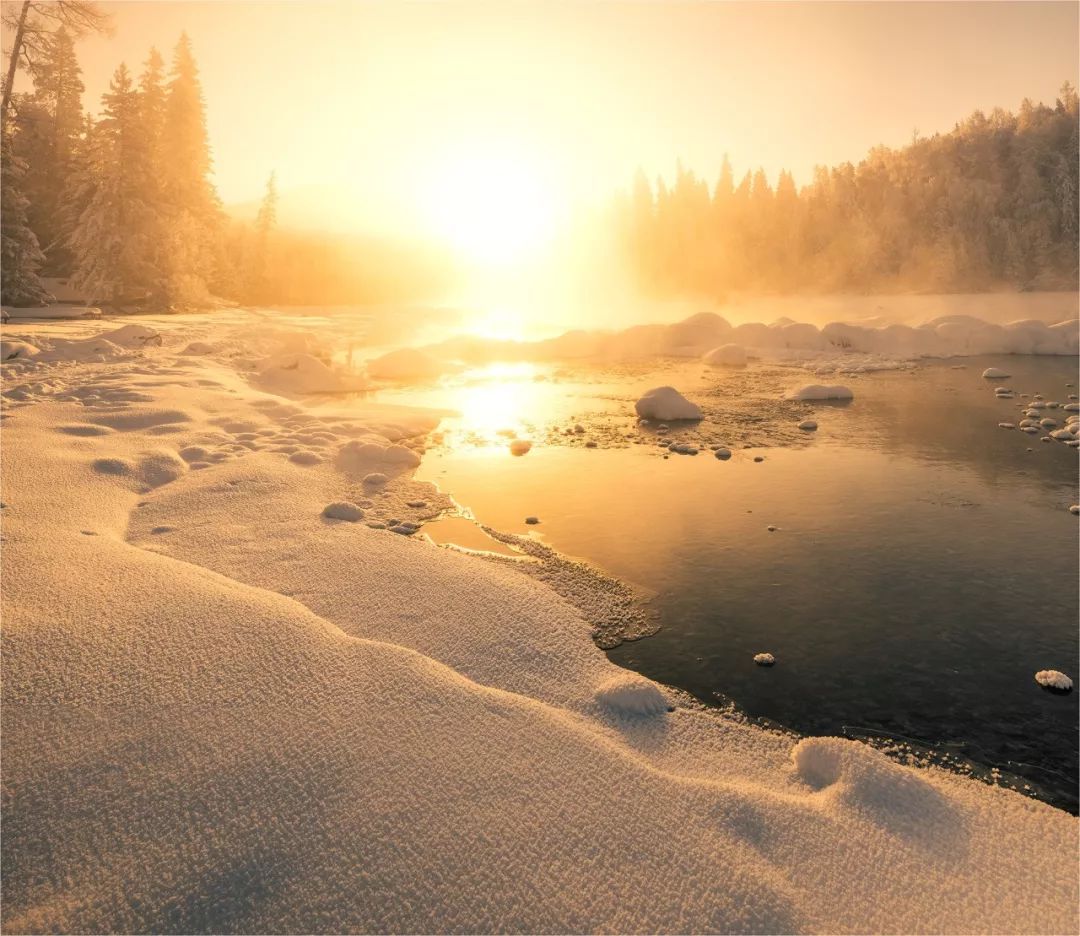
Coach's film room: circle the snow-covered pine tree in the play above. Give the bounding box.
[1,121,52,306]
[137,47,169,300]
[160,33,222,306]
[14,26,85,273]
[69,63,158,304]
[243,170,278,303]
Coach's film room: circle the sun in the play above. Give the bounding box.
[422,140,558,265]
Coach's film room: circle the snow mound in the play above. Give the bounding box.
[336,440,422,474]
[257,352,354,395]
[634,386,703,421]
[594,672,669,716]
[135,450,188,489]
[703,343,748,367]
[323,502,365,522]
[367,347,452,381]
[982,367,1011,379]
[102,324,162,348]
[788,384,854,401]
[1,340,39,361]
[1034,670,1073,691]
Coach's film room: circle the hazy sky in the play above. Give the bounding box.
[68,1,1079,235]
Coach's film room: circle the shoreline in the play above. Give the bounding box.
[1,313,1078,933]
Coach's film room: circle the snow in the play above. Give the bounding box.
[594,672,669,715]
[634,386,703,421]
[1034,670,1074,691]
[788,384,855,401]
[256,351,360,395]
[336,439,422,474]
[1,339,39,361]
[1,316,1078,934]
[101,324,162,348]
[703,343,748,367]
[431,311,1078,372]
[367,347,452,381]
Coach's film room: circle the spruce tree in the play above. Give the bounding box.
[16,26,85,273]
[244,170,278,303]
[1,121,51,306]
[69,64,157,304]
[160,32,221,304]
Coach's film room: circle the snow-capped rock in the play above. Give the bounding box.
[634,386,703,421]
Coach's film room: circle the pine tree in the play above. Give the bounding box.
[160,32,221,304]
[244,170,278,302]
[69,63,158,303]
[136,47,169,296]
[15,26,85,273]
[1,122,51,306]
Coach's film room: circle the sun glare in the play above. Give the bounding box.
[422,141,558,265]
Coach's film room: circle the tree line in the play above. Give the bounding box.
[0,8,456,310]
[613,85,1080,297]
[1,8,284,309]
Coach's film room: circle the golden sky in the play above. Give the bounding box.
[69,0,1079,242]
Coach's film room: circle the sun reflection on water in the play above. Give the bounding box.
[452,363,546,442]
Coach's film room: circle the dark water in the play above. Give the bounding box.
[410,355,1079,812]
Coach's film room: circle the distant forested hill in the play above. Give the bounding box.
[614,85,1079,296]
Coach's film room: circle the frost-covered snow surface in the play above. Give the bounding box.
[1,315,1079,934]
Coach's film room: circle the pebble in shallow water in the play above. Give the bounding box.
[525,516,540,525]
[753,653,776,667]
[714,448,732,460]
[797,419,818,431]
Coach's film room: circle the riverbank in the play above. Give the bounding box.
[2,313,1077,933]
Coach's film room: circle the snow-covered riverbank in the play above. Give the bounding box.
[2,314,1078,933]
